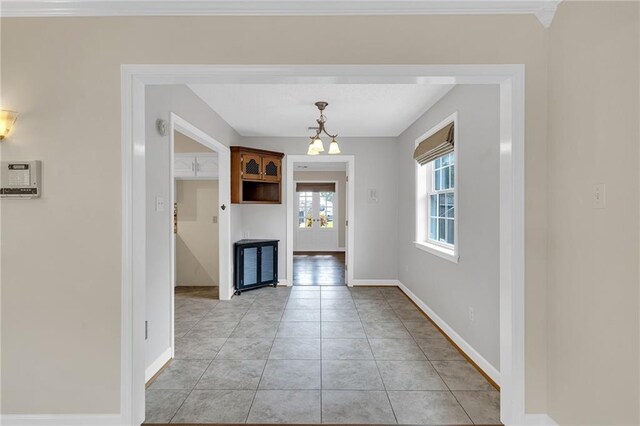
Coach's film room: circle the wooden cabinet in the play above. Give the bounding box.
[174,153,218,179]
[231,146,284,204]
[262,156,282,182]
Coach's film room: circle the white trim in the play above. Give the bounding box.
[352,279,400,286]
[0,415,124,426]
[414,241,459,263]
[293,249,346,253]
[121,64,526,426]
[276,278,290,287]
[169,113,232,303]
[286,155,355,287]
[144,347,171,383]
[398,281,500,385]
[0,0,562,27]
[499,65,526,426]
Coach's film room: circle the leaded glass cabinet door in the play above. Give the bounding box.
[242,153,262,180]
[262,156,281,182]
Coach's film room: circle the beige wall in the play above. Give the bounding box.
[1,8,631,420]
[0,13,549,416]
[174,131,214,153]
[293,171,347,248]
[176,180,219,286]
[546,2,640,425]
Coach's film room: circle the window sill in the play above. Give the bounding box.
[414,241,459,264]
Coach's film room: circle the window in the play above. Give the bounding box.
[319,191,334,228]
[298,191,312,228]
[414,114,458,263]
[428,153,455,246]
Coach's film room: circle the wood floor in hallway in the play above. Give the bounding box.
[293,252,345,286]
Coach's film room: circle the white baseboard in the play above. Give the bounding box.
[397,281,501,386]
[523,414,558,426]
[277,279,290,287]
[293,249,345,253]
[145,347,172,382]
[352,279,400,286]
[0,414,124,426]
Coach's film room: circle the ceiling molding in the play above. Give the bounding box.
[0,0,562,27]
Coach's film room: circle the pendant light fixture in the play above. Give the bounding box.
[307,101,340,155]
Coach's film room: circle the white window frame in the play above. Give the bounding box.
[414,112,459,263]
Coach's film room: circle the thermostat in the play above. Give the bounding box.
[1,160,41,199]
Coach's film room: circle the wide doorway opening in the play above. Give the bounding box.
[124,65,525,426]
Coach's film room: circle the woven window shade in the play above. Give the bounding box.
[413,122,454,165]
[296,182,336,192]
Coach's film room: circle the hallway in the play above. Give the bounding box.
[293,252,346,286]
[145,285,500,424]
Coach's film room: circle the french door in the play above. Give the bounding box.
[295,189,338,251]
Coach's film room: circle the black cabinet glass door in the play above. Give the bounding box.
[234,239,279,294]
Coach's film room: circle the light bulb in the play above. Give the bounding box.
[328,139,341,154]
[307,142,319,155]
[312,135,325,152]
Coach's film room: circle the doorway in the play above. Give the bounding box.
[286,155,355,288]
[123,65,525,426]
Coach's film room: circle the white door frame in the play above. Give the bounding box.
[121,64,525,426]
[288,158,354,285]
[293,179,341,252]
[169,113,232,358]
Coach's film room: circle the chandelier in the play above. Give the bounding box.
[307,101,340,155]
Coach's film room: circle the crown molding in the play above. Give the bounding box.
[0,0,561,27]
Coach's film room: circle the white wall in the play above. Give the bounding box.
[176,180,219,286]
[145,85,240,373]
[293,170,347,249]
[238,137,399,281]
[397,85,501,370]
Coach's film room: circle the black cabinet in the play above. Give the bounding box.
[234,239,279,295]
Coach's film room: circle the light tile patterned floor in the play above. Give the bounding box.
[145,286,501,425]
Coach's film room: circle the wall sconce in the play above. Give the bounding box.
[0,110,19,140]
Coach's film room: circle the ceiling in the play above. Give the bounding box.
[188,84,455,138]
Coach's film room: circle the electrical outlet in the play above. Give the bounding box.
[155,196,165,212]
[243,231,250,238]
[212,215,218,224]
[468,307,475,323]
[368,188,379,203]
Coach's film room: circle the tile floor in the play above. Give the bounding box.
[145,285,501,425]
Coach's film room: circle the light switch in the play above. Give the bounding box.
[593,184,606,209]
[155,196,166,212]
[368,189,378,203]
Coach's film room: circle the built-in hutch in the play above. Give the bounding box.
[231,146,284,204]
